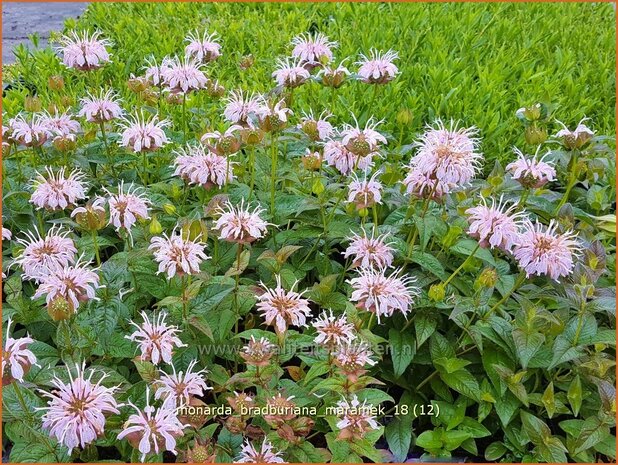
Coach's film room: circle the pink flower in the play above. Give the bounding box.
[40,363,121,453]
[32,256,101,312]
[118,112,169,152]
[14,226,77,282]
[9,114,51,147]
[185,30,222,63]
[106,182,150,233]
[348,267,419,322]
[161,56,208,94]
[341,116,387,156]
[343,231,394,269]
[291,32,337,68]
[272,58,311,88]
[333,341,376,381]
[506,148,556,189]
[126,311,186,365]
[298,111,334,141]
[235,439,286,463]
[117,389,186,461]
[555,118,595,149]
[41,110,81,137]
[30,167,86,211]
[347,170,383,209]
[200,125,242,156]
[257,275,312,335]
[256,99,293,132]
[312,310,356,347]
[71,197,107,231]
[402,165,451,201]
[143,56,169,86]
[409,120,482,191]
[335,395,380,440]
[240,335,276,367]
[513,220,581,281]
[78,89,123,123]
[466,196,526,252]
[149,228,208,279]
[2,227,11,241]
[173,145,235,189]
[214,201,269,244]
[323,140,374,175]
[223,90,263,126]
[2,318,37,384]
[155,360,211,407]
[357,49,399,84]
[318,61,350,88]
[57,30,111,71]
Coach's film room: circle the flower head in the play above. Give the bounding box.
[240,335,276,367]
[319,61,350,88]
[173,145,235,189]
[15,226,77,281]
[466,196,526,252]
[118,112,170,152]
[32,256,101,312]
[155,360,210,407]
[348,267,419,322]
[185,31,222,63]
[335,395,380,440]
[272,58,311,88]
[257,275,312,335]
[143,56,169,86]
[235,439,286,463]
[343,231,394,269]
[333,341,376,382]
[223,90,263,126]
[9,114,51,147]
[291,32,337,68]
[126,311,186,365]
[2,318,37,384]
[312,310,356,348]
[410,120,482,190]
[298,110,333,141]
[161,56,208,94]
[41,110,81,137]
[506,148,556,189]
[200,125,242,156]
[257,99,293,132]
[357,49,399,84]
[2,227,11,241]
[71,198,107,231]
[555,118,595,149]
[341,116,387,157]
[513,220,581,281]
[117,389,186,461]
[57,30,111,71]
[214,201,269,244]
[347,170,383,209]
[149,228,208,279]
[323,140,374,175]
[402,165,451,201]
[105,182,150,233]
[264,393,298,424]
[30,167,86,211]
[78,89,123,123]
[40,363,121,453]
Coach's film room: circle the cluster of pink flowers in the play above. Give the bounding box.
[344,231,394,269]
[506,148,556,188]
[149,228,209,278]
[155,359,211,407]
[118,112,170,152]
[173,144,235,188]
[466,196,526,252]
[78,90,123,123]
[214,201,269,244]
[14,226,77,281]
[184,30,222,63]
[105,182,151,234]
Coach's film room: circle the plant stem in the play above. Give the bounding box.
[182,93,188,143]
[248,146,256,201]
[12,382,34,423]
[372,205,379,234]
[181,274,188,321]
[518,188,530,210]
[486,270,527,316]
[443,243,480,287]
[270,133,278,216]
[91,231,101,266]
[555,150,579,214]
[99,121,116,177]
[233,243,244,332]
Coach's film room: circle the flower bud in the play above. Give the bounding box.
[358,208,369,218]
[322,68,346,88]
[60,96,74,108]
[53,135,77,152]
[162,203,177,215]
[149,215,163,235]
[396,108,413,126]
[177,397,209,429]
[476,267,499,289]
[428,283,446,302]
[302,151,322,171]
[524,125,548,145]
[239,54,254,70]
[24,96,42,112]
[184,439,217,463]
[240,127,265,146]
[48,75,65,91]
[47,295,73,321]
[517,103,542,122]
[300,120,320,141]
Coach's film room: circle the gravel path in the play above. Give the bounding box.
[2,2,88,64]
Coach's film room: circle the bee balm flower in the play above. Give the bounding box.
[155,360,210,407]
[341,116,387,157]
[312,310,356,348]
[78,89,123,123]
[30,167,86,211]
[41,110,81,137]
[118,389,186,461]
[2,227,11,241]
[223,90,262,127]
[57,30,111,71]
[343,231,394,269]
[402,165,451,201]
[357,49,399,84]
[272,58,311,88]
[319,61,350,88]
[185,31,222,63]
[334,342,376,382]
[2,318,37,384]
[513,220,581,281]
[119,112,170,152]
[149,228,209,279]
[240,336,276,367]
[161,56,208,94]
[201,125,242,156]
[291,32,337,68]
[323,140,374,175]
[466,197,526,252]
[235,439,285,463]
[298,111,333,141]
[555,118,595,149]
[347,171,383,209]
[9,114,51,147]
[336,395,380,440]
[257,275,312,335]
[14,226,77,281]
[506,148,556,189]
[126,311,186,365]
[173,145,235,189]
[214,201,269,244]
[40,363,121,453]
[106,182,150,233]
[71,198,107,231]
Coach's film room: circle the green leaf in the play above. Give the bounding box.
[451,239,496,266]
[410,251,446,279]
[512,328,545,369]
[567,375,583,416]
[520,411,551,445]
[439,368,481,402]
[541,382,556,419]
[573,417,611,455]
[385,413,413,462]
[415,313,438,348]
[389,328,416,377]
[485,441,507,461]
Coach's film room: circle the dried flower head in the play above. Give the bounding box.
[235,439,286,463]
[40,363,120,453]
[466,196,526,252]
[15,226,77,282]
[348,267,419,322]
[185,31,222,63]
[513,220,581,281]
[343,231,394,269]
[357,49,399,84]
[2,318,37,384]
[347,170,383,209]
[118,112,170,152]
[57,30,111,71]
[272,58,311,88]
[506,148,556,189]
[214,201,269,244]
[291,32,337,68]
[149,228,209,279]
[155,360,210,407]
[30,167,86,211]
[78,89,123,123]
[71,197,107,231]
[335,395,380,440]
[257,275,312,335]
[126,311,186,365]
[240,335,277,367]
[312,310,356,348]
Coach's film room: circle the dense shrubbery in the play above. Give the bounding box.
[1,2,616,464]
